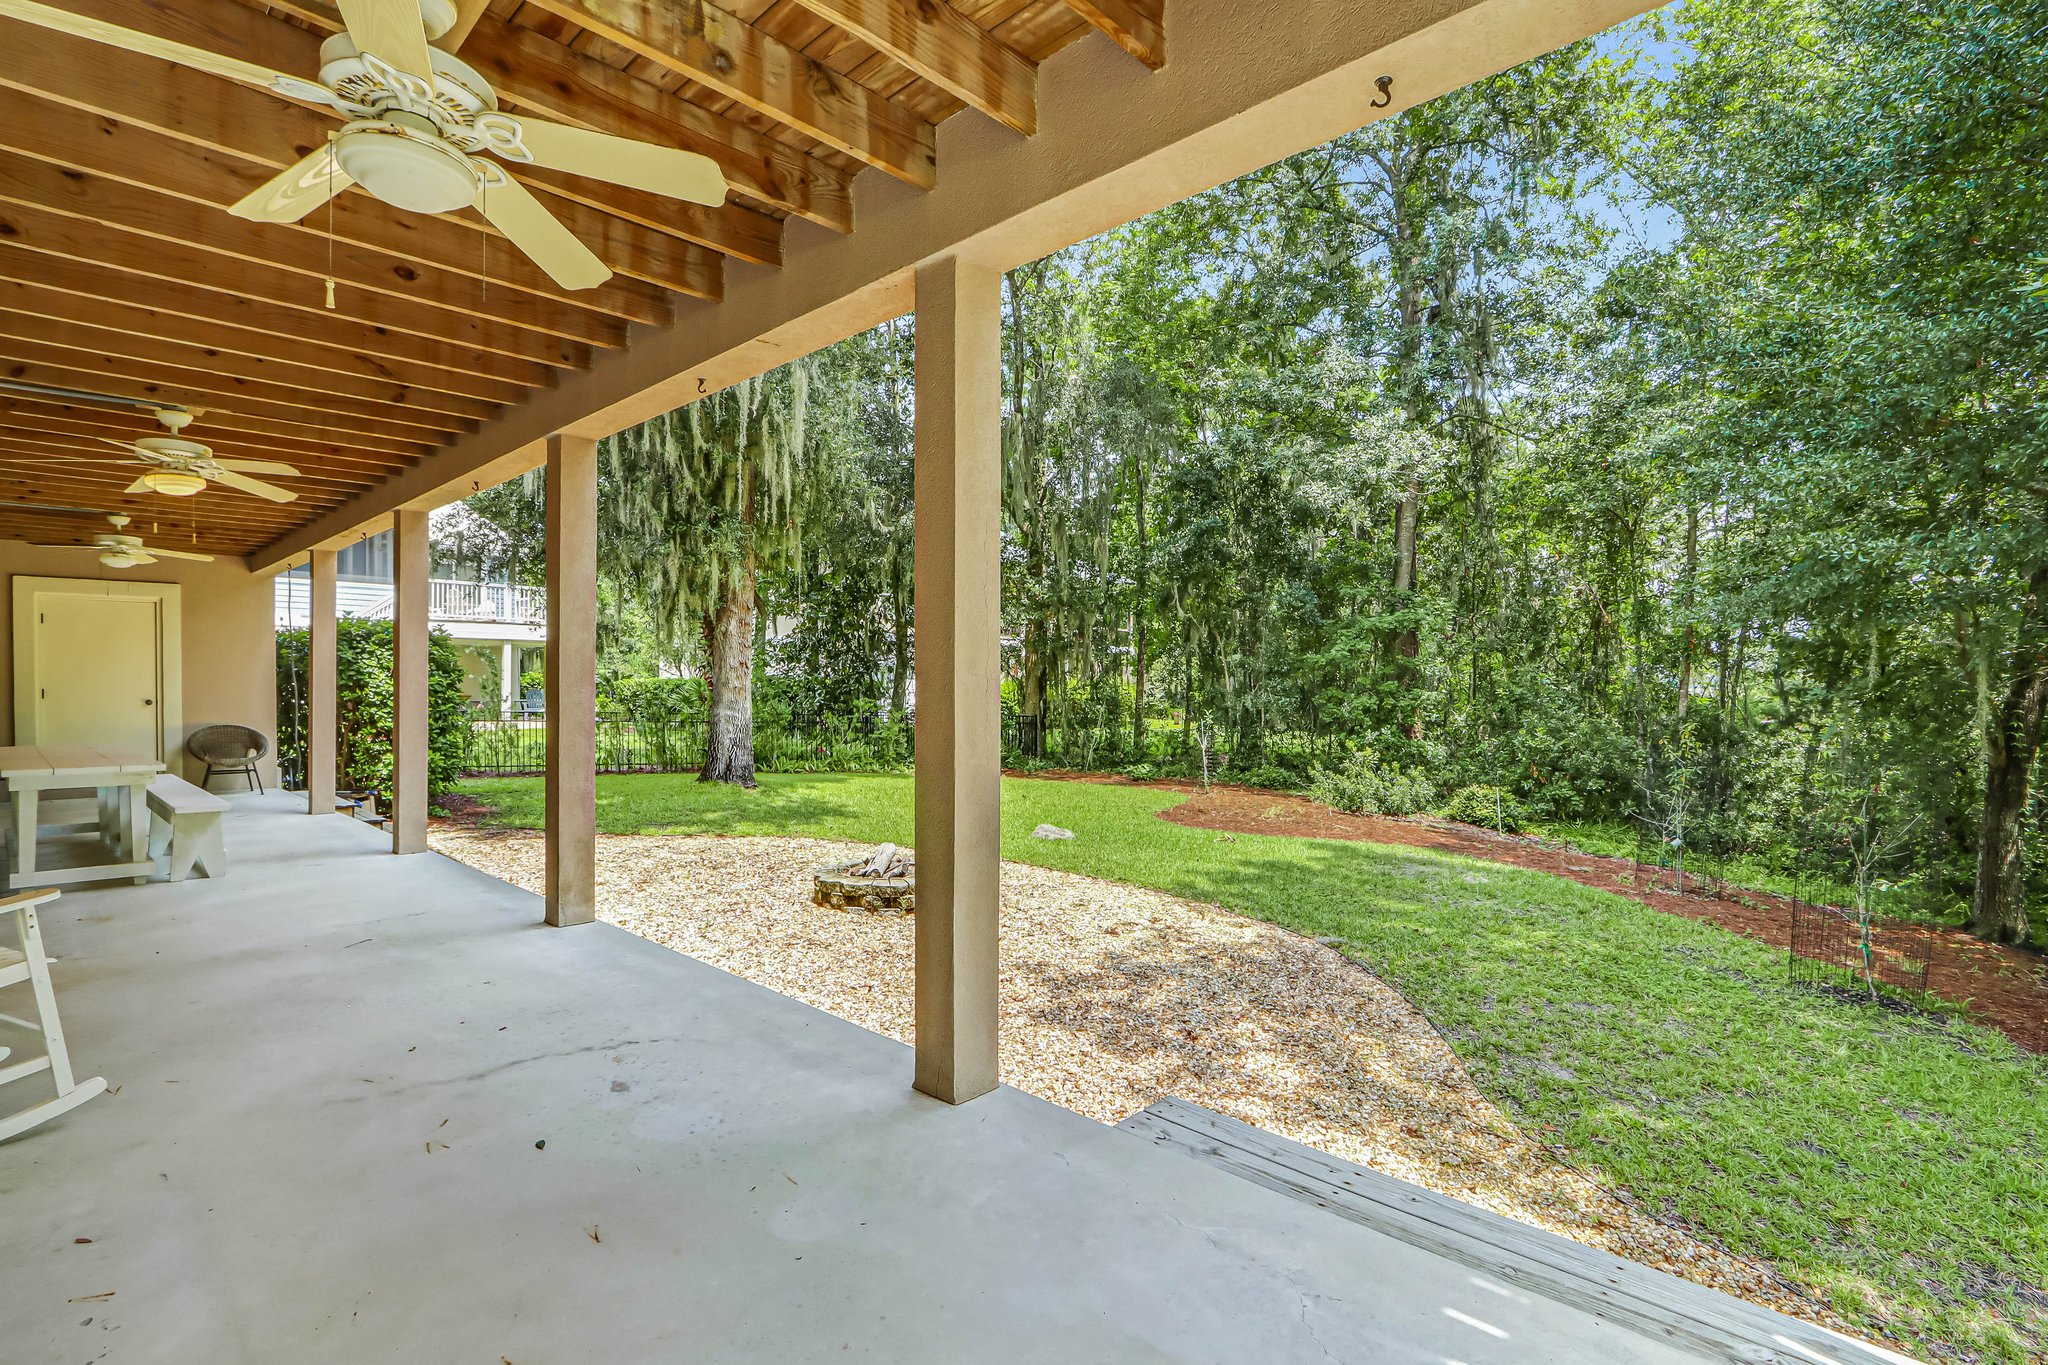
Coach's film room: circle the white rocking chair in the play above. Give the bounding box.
[0,888,107,1141]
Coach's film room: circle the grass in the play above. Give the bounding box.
[456,771,2048,1364]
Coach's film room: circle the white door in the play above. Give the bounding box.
[34,594,163,759]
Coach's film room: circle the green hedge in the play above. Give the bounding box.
[277,619,470,795]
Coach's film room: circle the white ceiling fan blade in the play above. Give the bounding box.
[229,145,353,225]
[214,457,302,476]
[94,437,158,457]
[500,116,727,207]
[125,477,154,494]
[337,0,435,82]
[211,469,299,503]
[474,170,611,290]
[0,0,334,105]
[125,551,160,565]
[28,543,103,551]
[138,546,216,562]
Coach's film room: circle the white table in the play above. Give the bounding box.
[0,745,165,889]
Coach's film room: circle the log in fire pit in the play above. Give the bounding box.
[814,843,915,915]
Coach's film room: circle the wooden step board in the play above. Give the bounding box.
[1117,1098,1919,1365]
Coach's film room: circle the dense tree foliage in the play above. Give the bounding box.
[448,0,2043,941]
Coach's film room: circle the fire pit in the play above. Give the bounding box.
[814,843,915,915]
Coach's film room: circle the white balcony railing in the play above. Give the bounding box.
[334,580,547,626]
[428,579,547,624]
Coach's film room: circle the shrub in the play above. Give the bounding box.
[276,620,469,795]
[1437,784,1529,834]
[1227,762,1309,792]
[1308,749,1436,816]
[602,676,707,723]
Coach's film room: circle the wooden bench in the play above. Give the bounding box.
[146,775,230,882]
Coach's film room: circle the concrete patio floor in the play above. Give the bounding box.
[2,794,1870,1363]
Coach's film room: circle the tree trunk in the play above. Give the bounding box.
[1676,504,1698,723]
[1019,618,1047,758]
[700,564,758,787]
[1131,459,1149,757]
[1386,136,1429,735]
[888,546,910,721]
[1969,644,2047,943]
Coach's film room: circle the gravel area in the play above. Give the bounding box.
[432,826,1860,1336]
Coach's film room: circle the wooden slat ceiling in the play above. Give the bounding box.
[0,0,1163,558]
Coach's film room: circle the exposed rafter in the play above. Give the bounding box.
[784,0,1037,135]
[520,0,939,187]
[1064,0,1164,69]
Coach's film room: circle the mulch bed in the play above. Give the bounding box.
[1159,786,2048,1054]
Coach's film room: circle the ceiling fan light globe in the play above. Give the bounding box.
[99,551,141,569]
[141,469,209,497]
[334,123,478,214]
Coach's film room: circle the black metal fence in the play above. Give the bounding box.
[455,708,912,777]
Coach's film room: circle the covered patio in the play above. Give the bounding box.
[4,795,1904,1362]
[0,0,1931,1358]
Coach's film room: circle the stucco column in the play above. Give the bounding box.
[306,548,337,816]
[912,254,1003,1104]
[544,433,598,927]
[390,508,430,855]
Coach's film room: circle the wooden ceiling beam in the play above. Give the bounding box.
[0,156,639,351]
[0,309,502,424]
[0,370,432,456]
[0,355,443,453]
[1063,0,1163,68]
[0,187,593,370]
[0,467,343,522]
[453,11,853,230]
[0,255,559,395]
[0,404,415,475]
[0,335,473,442]
[520,0,938,187]
[0,429,397,493]
[0,514,271,557]
[783,0,1036,135]
[0,439,368,500]
[0,459,346,510]
[0,65,696,319]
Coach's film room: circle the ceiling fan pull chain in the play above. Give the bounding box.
[324,134,338,310]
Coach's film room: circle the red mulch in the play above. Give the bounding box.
[1156,786,2048,1054]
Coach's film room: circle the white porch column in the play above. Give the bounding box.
[544,432,598,927]
[391,509,430,855]
[912,254,1003,1104]
[499,640,518,717]
[306,548,337,817]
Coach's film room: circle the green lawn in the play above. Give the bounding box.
[456,771,2048,1363]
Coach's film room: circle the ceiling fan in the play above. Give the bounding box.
[84,409,303,504]
[34,514,216,570]
[1,0,728,290]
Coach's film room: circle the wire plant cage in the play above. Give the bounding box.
[1786,894,1933,1004]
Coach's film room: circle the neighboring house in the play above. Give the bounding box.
[274,531,547,716]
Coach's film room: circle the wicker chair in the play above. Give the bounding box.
[187,724,269,795]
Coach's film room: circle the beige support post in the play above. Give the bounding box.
[390,510,430,855]
[912,253,1003,1105]
[545,432,599,927]
[306,548,337,818]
